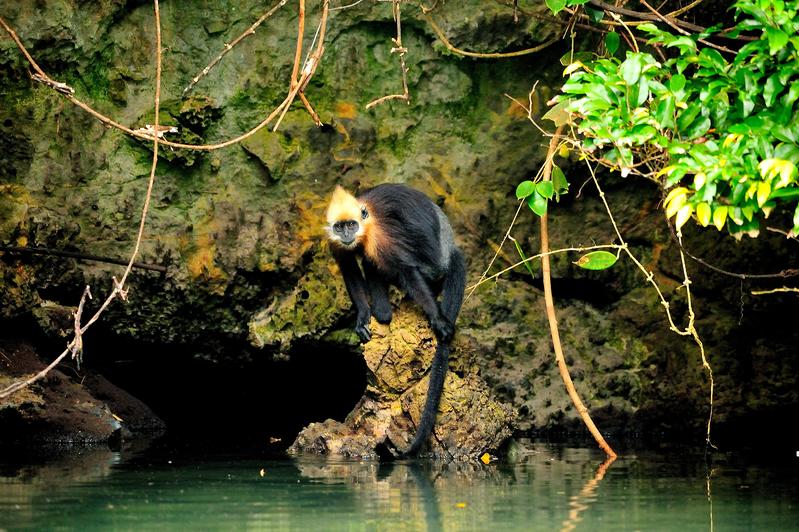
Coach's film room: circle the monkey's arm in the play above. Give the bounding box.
[399,268,454,342]
[362,259,392,324]
[333,248,372,342]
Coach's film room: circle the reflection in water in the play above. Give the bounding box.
[560,453,616,532]
[1,440,797,530]
[0,446,120,523]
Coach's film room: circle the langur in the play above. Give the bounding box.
[326,183,465,456]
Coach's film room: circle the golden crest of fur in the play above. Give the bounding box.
[326,186,361,227]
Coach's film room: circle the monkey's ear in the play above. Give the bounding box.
[361,206,369,220]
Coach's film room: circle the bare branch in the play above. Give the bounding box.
[366,0,410,109]
[421,9,560,59]
[751,286,799,296]
[183,0,290,96]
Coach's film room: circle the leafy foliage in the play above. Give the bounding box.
[545,0,799,237]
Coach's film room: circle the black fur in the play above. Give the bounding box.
[330,184,466,456]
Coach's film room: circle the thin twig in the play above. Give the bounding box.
[588,0,704,32]
[70,286,92,367]
[465,199,526,300]
[0,14,309,151]
[665,223,799,280]
[421,9,560,58]
[366,0,411,109]
[639,0,736,54]
[766,226,799,242]
[273,0,329,131]
[331,0,366,11]
[182,0,290,96]
[467,243,622,292]
[751,286,799,295]
[0,0,164,400]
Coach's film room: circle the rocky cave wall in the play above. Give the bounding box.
[1,0,798,445]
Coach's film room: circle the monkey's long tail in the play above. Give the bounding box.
[402,341,450,457]
[401,248,465,457]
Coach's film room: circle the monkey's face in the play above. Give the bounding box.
[330,219,360,247]
[326,186,370,248]
[329,206,369,248]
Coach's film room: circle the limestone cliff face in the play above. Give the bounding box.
[1,1,798,440]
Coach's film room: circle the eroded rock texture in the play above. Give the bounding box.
[289,303,517,459]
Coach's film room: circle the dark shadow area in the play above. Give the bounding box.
[87,335,367,450]
[0,311,367,453]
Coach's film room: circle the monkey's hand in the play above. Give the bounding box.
[355,309,372,343]
[430,315,454,343]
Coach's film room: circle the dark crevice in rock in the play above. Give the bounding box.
[88,335,367,446]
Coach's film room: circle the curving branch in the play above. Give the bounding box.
[0,0,165,400]
[421,9,560,59]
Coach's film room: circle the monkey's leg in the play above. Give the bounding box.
[400,269,454,342]
[363,260,392,324]
[333,249,372,342]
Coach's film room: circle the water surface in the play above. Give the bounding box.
[1,441,797,530]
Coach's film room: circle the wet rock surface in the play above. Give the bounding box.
[0,340,164,445]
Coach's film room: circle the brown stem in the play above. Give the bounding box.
[540,126,617,459]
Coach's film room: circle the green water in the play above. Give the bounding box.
[1,442,797,531]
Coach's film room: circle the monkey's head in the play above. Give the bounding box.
[326,186,370,249]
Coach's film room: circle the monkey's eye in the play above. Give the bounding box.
[361,207,369,220]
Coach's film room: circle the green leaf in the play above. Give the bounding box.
[653,95,676,129]
[585,7,604,23]
[542,100,573,127]
[667,36,697,53]
[512,239,536,278]
[516,180,536,199]
[794,203,799,235]
[698,48,726,71]
[757,181,771,206]
[634,75,650,106]
[537,181,555,199]
[605,31,620,55]
[764,73,782,107]
[712,205,728,231]
[769,187,799,200]
[620,54,643,85]
[669,73,686,93]
[546,0,567,15]
[552,164,569,197]
[528,191,548,217]
[574,250,618,270]
[765,26,789,55]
